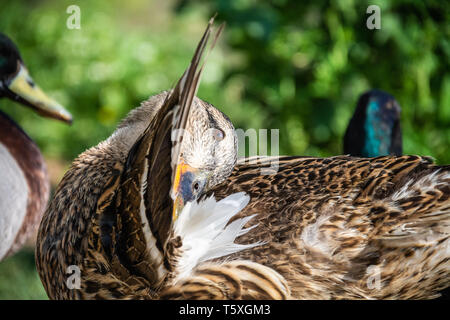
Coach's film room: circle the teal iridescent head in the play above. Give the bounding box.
[0,33,72,123]
[344,90,402,157]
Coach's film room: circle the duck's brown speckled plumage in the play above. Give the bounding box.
[37,151,450,299]
[36,22,450,300]
[203,155,450,299]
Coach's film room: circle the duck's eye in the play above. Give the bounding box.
[213,128,225,141]
[192,181,200,193]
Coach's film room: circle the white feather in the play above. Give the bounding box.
[0,144,29,261]
[391,170,450,201]
[173,192,263,281]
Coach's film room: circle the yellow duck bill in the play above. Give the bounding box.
[6,62,72,124]
[171,161,202,221]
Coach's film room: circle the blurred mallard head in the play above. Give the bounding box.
[344,89,402,157]
[0,33,72,123]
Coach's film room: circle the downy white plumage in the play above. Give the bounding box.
[173,192,264,281]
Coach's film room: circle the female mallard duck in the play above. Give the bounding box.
[36,21,449,300]
[344,90,402,157]
[0,33,72,261]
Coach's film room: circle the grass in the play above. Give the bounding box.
[0,248,48,300]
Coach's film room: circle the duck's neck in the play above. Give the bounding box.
[0,110,49,260]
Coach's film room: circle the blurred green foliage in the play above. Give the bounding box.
[1,0,227,161]
[0,0,448,299]
[178,0,450,160]
[1,0,448,163]
[0,248,47,299]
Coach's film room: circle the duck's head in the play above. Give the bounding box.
[344,89,402,157]
[117,91,238,224]
[0,33,72,123]
[170,99,237,220]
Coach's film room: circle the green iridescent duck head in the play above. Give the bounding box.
[0,33,72,123]
[344,89,402,157]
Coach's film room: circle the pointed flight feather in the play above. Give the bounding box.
[170,18,225,189]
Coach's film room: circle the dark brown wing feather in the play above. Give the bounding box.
[170,18,224,183]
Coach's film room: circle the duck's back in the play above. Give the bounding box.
[0,111,49,260]
[207,155,450,299]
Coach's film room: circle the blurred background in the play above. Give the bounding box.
[0,0,448,299]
